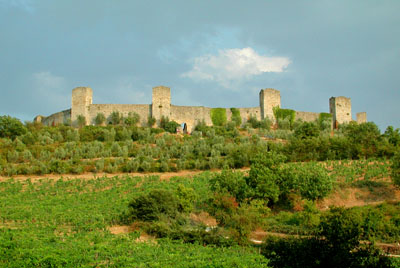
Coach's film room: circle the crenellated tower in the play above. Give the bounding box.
[259,88,281,120]
[71,87,92,126]
[152,86,171,123]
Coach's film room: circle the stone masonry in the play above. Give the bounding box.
[35,85,367,132]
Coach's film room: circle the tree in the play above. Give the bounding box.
[293,121,320,139]
[392,151,400,186]
[147,116,156,127]
[0,115,27,140]
[94,113,106,126]
[124,112,140,126]
[109,111,122,125]
[76,115,86,128]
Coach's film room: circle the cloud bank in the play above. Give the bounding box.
[182,47,290,88]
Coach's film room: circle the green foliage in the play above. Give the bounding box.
[210,169,249,202]
[147,116,156,127]
[124,112,140,126]
[211,108,227,126]
[318,112,332,130]
[127,189,181,221]
[392,151,400,186]
[273,107,296,128]
[94,113,106,126]
[293,121,320,139]
[0,115,27,140]
[247,151,286,203]
[109,111,123,125]
[383,126,400,146]
[230,108,242,127]
[262,207,394,268]
[76,115,86,128]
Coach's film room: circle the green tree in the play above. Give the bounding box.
[124,112,140,126]
[293,121,320,139]
[392,151,400,186]
[0,115,27,140]
[94,113,106,126]
[147,116,156,127]
[230,108,242,127]
[247,151,286,203]
[211,108,227,126]
[76,115,86,128]
[109,111,122,125]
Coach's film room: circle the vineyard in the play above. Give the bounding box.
[1,115,400,267]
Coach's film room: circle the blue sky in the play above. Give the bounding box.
[1,1,399,131]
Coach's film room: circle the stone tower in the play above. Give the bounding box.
[356,112,367,124]
[71,87,93,125]
[152,86,171,123]
[259,88,281,120]
[329,96,352,128]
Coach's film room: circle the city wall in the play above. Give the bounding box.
[35,85,367,131]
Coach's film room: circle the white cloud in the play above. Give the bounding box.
[182,47,290,88]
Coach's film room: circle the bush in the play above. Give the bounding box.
[211,108,227,126]
[210,169,249,202]
[76,115,86,128]
[0,115,27,140]
[127,189,181,222]
[273,107,296,128]
[230,108,241,127]
[94,113,106,126]
[293,121,320,139]
[147,116,156,127]
[109,111,122,125]
[392,152,400,186]
[124,112,140,126]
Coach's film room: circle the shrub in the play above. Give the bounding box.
[392,152,400,186]
[273,107,296,127]
[109,111,123,125]
[230,108,241,127]
[318,113,332,131]
[127,189,180,222]
[293,121,320,139]
[210,169,249,202]
[124,112,140,126]
[147,116,156,127]
[76,115,86,128]
[0,115,27,140]
[94,113,106,126]
[211,108,227,126]
[165,121,179,133]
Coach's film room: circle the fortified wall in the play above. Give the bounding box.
[34,86,367,132]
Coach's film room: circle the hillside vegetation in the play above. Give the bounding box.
[1,114,400,267]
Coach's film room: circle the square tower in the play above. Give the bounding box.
[260,88,281,120]
[329,96,352,128]
[356,112,367,124]
[152,86,171,123]
[71,87,93,125]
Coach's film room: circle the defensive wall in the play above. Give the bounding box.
[34,85,367,132]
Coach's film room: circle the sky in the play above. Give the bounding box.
[0,0,399,131]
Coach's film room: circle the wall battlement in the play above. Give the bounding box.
[35,85,367,131]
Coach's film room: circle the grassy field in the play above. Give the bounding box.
[1,159,399,267]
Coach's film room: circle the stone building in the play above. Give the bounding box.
[34,85,367,132]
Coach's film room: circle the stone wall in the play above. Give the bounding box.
[40,109,71,126]
[295,111,320,122]
[170,105,211,132]
[330,96,352,127]
[88,104,151,126]
[356,112,367,124]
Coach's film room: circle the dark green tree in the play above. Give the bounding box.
[0,115,27,140]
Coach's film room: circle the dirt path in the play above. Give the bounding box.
[0,168,250,183]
